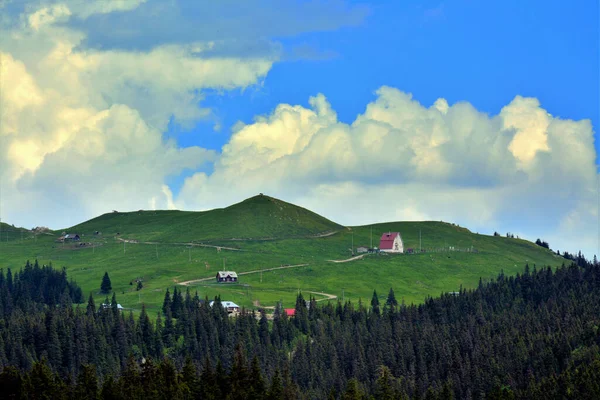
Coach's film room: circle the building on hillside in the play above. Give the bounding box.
[379,232,404,253]
[284,308,296,317]
[57,233,81,242]
[209,300,240,313]
[65,234,81,241]
[100,303,124,311]
[216,271,238,283]
[356,246,369,254]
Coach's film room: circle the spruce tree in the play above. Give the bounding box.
[371,290,380,315]
[386,287,398,308]
[162,288,172,316]
[100,272,112,294]
[267,369,284,400]
[75,364,99,400]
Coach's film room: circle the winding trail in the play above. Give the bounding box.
[327,254,366,263]
[116,237,242,251]
[305,290,337,302]
[177,263,310,286]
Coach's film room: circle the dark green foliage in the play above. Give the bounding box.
[1,260,600,399]
[75,364,99,400]
[371,290,380,315]
[343,378,364,400]
[0,261,83,318]
[0,366,26,400]
[386,287,397,308]
[101,272,112,294]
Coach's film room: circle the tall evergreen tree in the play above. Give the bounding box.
[386,288,398,308]
[371,290,380,315]
[101,272,112,294]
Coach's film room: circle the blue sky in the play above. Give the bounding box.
[0,0,598,257]
[171,0,598,165]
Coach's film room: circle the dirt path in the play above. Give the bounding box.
[311,231,339,238]
[305,290,337,301]
[178,263,310,286]
[327,254,366,263]
[116,237,241,251]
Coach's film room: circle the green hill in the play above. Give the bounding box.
[65,194,343,242]
[0,195,566,314]
[0,222,34,242]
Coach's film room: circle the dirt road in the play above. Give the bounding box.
[178,263,310,286]
[327,254,366,263]
[305,290,337,301]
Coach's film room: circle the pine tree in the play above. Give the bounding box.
[86,293,96,316]
[162,288,172,316]
[342,378,363,400]
[267,369,284,400]
[248,356,266,399]
[180,356,200,398]
[386,288,398,308]
[371,290,380,315]
[199,357,220,400]
[101,272,112,294]
[75,364,99,400]
[375,366,395,400]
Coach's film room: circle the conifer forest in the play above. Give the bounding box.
[0,259,599,399]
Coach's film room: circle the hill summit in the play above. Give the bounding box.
[66,194,343,242]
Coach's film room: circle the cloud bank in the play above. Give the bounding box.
[176,88,598,257]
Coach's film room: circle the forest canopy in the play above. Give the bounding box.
[0,260,599,399]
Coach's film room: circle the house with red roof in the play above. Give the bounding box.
[284,308,296,317]
[379,232,404,253]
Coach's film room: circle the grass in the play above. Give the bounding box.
[0,196,566,315]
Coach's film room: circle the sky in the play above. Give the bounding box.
[0,0,598,257]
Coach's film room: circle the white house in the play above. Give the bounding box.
[216,271,238,283]
[209,300,240,313]
[100,303,124,311]
[379,232,404,253]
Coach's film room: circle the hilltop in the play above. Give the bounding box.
[0,195,566,313]
[0,222,34,242]
[66,194,343,243]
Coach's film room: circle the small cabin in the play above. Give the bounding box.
[57,233,81,242]
[209,300,240,313]
[216,271,238,283]
[100,303,124,312]
[379,232,404,253]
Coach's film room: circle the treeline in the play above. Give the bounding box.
[0,260,83,317]
[1,260,600,399]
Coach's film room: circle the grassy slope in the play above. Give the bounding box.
[66,195,343,242]
[0,222,32,242]
[0,197,565,314]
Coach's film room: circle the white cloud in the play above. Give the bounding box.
[1,1,596,260]
[0,2,270,228]
[176,87,599,257]
[71,0,147,19]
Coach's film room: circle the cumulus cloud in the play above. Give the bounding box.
[1,1,596,259]
[0,2,269,227]
[176,87,598,257]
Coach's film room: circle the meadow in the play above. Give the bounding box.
[0,196,566,315]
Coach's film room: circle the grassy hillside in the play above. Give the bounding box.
[0,222,38,243]
[0,196,566,314]
[66,194,343,242]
